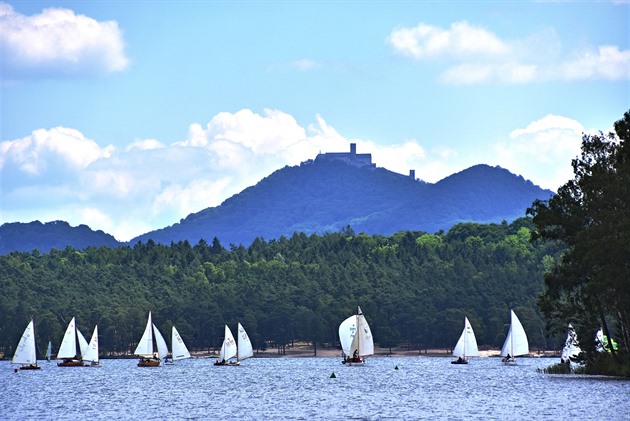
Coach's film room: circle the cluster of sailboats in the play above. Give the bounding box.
[10,307,605,371]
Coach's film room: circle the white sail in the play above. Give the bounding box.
[152,323,169,360]
[171,326,191,361]
[338,315,357,356]
[356,307,374,357]
[12,320,38,365]
[134,312,154,357]
[453,317,479,358]
[45,341,52,361]
[77,328,89,357]
[560,323,581,362]
[237,323,254,361]
[83,326,99,363]
[57,317,78,359]
[339,306,373,359]
[501,310,529,357]
[219,325,237,362]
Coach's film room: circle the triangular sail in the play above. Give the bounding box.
[237,323,253,361]
[453,317,479,358]
[134,312,154,357]
[561,323,581,362]
[57,317,78,359]
[171,326,191,361]
[83,326,99,363]
[219,325,237,362]
[338,315,357,356]
[356,307,374,357]
[501,310,529,357]
[46,341,52,361]
[77,328,89,357]
[153,324,169,360]
[12,320,38,365]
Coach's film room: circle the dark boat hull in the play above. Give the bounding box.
[58,359,84,367]
[19,364,41,370]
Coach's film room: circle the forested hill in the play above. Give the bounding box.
[0,221,120,254]
[132,161,553,246]
[0,218,562,356]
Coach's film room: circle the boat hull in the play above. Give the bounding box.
[451,359,468,365]
[342,356,365,365]
[214,360,239,366]
[138,358,160,367]
[18,364,41,370]
[58,359,84,367]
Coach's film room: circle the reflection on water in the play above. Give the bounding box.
[1,357,628,420]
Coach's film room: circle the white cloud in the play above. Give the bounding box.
[388,21,509,59]
[0,2,128,78]
[0,127,114,175]
[290,58,323,71]
[493,114,585,190]
[388,20,629,84]
[0,110,589,241]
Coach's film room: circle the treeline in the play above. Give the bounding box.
[0,218,562,357]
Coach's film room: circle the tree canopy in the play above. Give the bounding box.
[528,110,630,375]
[0,218,557,358]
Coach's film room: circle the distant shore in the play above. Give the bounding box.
[0,345,560,360]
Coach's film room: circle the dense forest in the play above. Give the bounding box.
[0,218,563,358]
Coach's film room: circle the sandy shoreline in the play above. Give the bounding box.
[1,345,558,360]
[190,345,558,359]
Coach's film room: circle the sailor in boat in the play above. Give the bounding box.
[501,354,514,363]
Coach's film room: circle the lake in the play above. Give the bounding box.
[1,357,628,420]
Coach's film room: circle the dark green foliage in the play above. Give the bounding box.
[529,110,630,376]
[0,218,557,358]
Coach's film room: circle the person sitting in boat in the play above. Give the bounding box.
[353,350,358,359]
[502,354,512,363]
[456,356,465,363]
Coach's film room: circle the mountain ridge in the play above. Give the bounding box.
[0,160,554,253]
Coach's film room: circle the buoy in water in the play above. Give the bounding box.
[394,365,399,370]
[330,372,336,378]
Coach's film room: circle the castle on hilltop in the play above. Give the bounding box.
[304,142,417,180]
[315,143,375,168]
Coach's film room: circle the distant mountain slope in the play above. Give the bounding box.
[0,221,121,254]
[131,161,554,246]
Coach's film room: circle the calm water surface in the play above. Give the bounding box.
[1,357,628,420]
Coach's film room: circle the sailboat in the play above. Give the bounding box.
[45,341,52,362]
[595,328,618,353]
[82,325,101,367]
[339,306,374,365]
[134,312,169,367]
[164,325,191,364]
[500,310,529,365]
[451,317,479,364]
[12,319,41,370]
[560,323,581,364]
[214,323,253,366]
[57,317,89,367]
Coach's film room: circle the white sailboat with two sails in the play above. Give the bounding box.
[134,311,169,367]
[12,319,41,370]
[339,306,374,365]
[451,317,479,364]
[500,310,529,365]
[57,317,89,367]
[214,323,254,366]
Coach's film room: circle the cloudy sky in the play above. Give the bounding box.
[1,1,628,241]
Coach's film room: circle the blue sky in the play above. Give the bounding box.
[1,1,629,241]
